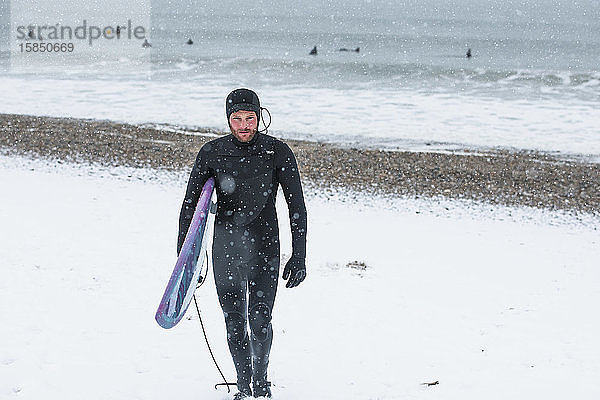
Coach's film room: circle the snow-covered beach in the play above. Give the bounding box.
[1,149,599,399]
[2,114,599,213]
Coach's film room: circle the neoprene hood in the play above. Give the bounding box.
[226,88,261,125]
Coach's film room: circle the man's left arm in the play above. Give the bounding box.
[276,142,307,288]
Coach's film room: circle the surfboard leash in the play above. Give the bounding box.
[193,250,237,393]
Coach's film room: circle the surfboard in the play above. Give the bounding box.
[155,177,216,329]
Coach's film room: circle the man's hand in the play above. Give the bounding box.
[282,256,306,288]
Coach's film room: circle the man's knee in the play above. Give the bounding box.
[224,311,247,344]
[248,303,272,342]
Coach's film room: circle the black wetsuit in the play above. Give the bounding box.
[177,132,307,391]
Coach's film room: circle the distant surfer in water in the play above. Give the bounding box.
[309,45,317,55]
[466,48,472,58]
[142,38,151,48]
[178,88,307,399]
[339,47,360,52]
[186,38,193,45]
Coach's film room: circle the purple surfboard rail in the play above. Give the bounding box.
[155,177,215,329]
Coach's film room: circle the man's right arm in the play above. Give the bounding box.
[177,148,211,254]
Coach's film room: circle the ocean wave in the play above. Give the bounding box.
[149,56,600,95]
[1,74,599,156]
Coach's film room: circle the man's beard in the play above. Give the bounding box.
[231,127,258,143]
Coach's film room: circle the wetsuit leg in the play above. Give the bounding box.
[213,225,252,391]
[248,248,280,385]
[213,206,280,392]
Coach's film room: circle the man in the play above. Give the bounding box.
[177,88,307,399]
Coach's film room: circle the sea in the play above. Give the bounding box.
[1,0,599,159]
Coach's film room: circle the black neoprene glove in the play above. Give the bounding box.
[282,256,306,288]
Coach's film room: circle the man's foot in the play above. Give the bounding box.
[233,383,252,399]
[252,380,271,398]
[233,389,252,400]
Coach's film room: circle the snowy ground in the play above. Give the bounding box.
[1,153,599,400]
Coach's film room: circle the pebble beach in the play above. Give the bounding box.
[1,113,598,214]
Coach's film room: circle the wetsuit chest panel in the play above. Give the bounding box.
[213,145,275,227]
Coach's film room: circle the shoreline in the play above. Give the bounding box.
[1,113,599,214]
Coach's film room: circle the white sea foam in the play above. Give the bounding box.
[1,75,598,158]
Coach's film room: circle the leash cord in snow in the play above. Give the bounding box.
[193,250,236,393]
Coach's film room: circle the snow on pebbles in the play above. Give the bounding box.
[1,153,599,400]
